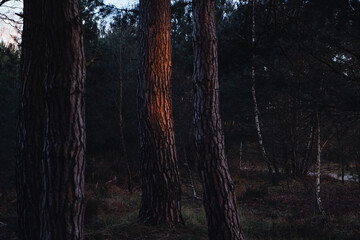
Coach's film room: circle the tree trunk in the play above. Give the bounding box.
[118,42,133,193]
[17,0,86,239]
[250,0,273,173]
[192,1,246,239]
[138,0,182,225]
[341,157,345,184]
[301,123,314,175]
[356,156,360,185]
[239,142,243,170]
[0,176,4,204]
[315,111,326,217]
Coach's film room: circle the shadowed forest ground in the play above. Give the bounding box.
[1,157,359,240]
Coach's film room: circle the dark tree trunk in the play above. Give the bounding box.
[138,0,182,225]
[17,0,86,239]
[192,1,246,239]
[340,149,345,184]
[118,42,132,193]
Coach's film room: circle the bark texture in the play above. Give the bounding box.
[138,0,182,225]
[192,1,246,239]
[17,0,86,239]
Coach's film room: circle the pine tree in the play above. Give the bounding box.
[17,0,86,239]
[192,0,246,239]
[138,0,182,225]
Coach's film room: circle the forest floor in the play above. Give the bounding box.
[0,167,359,240]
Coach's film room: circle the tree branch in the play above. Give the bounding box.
[0,0,10,7]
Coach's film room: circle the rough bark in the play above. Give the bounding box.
[17,0,86,239]
[138,0,182,225]
[192,0,246,239]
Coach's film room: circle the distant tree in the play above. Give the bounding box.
[138,0,182,225]
[0,43,19,158]
[0,43,19,200]
[17,0,86,239]
[108,17,137,192]
[315,110,326,217]
[249,0,274,174]
[192,0,246,239]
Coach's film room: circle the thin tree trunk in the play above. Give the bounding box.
[341,155,345,184]
[239,142,243,170]
[302,124,314,175]
[250,0,273,172]
[192,1,246,239]
[118,42,133,193]
[17,0,86,239]
[0,177,4,204]
[356,156,360,185]
[291,127,297,178]
[138,0,182,225]
[315,111,326,217]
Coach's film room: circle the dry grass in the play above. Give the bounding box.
[0,168,359,240]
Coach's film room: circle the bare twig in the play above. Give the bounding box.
[0,0,11,7]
